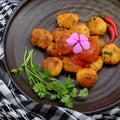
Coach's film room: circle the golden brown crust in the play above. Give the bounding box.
[46,42,63,59]
[57,13,79,28]
[63,56,82,73]
[31,28,53,49]
[90,56,103,72]
[70,23,90,37]
[52,27,70,42]
[89,36,106,53]
[88,16,107,36]
[102,44,120,65]
[42,57,63,76]
[76,68,98,88]
[56,33,73,55]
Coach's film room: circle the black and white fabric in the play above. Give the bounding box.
[1,0,120,120]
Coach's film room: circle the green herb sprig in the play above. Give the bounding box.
[11,49,88,108]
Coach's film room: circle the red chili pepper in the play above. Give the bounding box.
[99,15,118,37]
[107,24,116,43]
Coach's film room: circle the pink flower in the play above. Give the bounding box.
[66,33,90,54]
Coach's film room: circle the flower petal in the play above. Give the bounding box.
[71,33,79,40]
[79,34,88,41]
[79,34,90,50]
[73,43,83,54]
[66,38,77,46]
[81,40,90,50]
[66,33,79,46]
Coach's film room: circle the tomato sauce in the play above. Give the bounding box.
[70,38,100,67]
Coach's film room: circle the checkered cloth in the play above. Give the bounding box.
[0,0,120,120]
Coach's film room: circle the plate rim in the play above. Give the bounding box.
[3,0,120,114]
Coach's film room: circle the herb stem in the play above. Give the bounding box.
[11,49,88,108]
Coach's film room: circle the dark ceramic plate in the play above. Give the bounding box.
[3,0,120,113]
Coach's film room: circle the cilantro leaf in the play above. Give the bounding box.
[77,88,88,98]
[11,49,88,108]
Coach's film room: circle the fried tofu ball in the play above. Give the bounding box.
[42,57,63,76]
[56,33,73,55]
[46,42,63,59]
[90,56,103,72]
[70,23,90,37]
[89,36,106,53]
[57,13,79,28]
[88,16,107,36]
[76,68,98,88]
[31,28,53,49]
[52,27,70,42]
[102,44,120,65]
[63,56,82,73]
